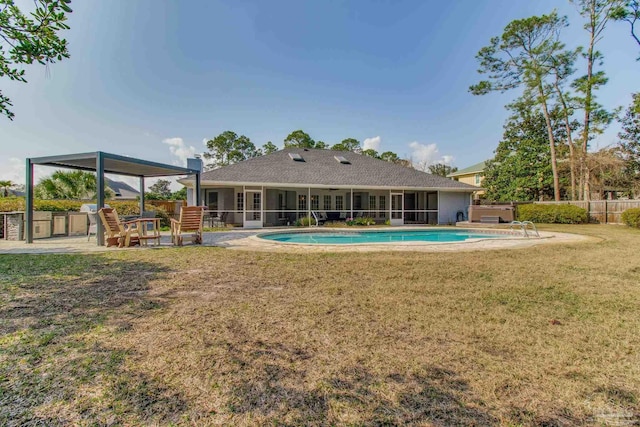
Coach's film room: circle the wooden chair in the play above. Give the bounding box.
[98,208,140,247]
[171,206,205,246]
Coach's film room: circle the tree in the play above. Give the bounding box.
[362,149,380,158]
[34,170,113,200]
[203,131,260,169]
[470,12,569,201]
[148,179,172,199]
[0,179,14,197]
[171,187,187,200]
[618,93,640,192]
[283,130,326,149]
[571,0,621,200]
[612,0,640,58]
[428,164,458,177]
[262,141,278,155]
[483,101,563,202]
[0,0,72,120]
[331,138,361,152]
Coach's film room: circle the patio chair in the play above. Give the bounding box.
[87,212,97,241]
[98,208,140,247]
[171,206,205,246]
[212,211,228,228]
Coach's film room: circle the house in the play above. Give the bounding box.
[180,148,479,228]
[105,178,140,200]
[447,160,487,197]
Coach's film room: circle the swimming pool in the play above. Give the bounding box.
[258,229,518,245]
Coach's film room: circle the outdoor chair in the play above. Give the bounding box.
[212,211,228,228]
[171,206,205,246]
[98,208,140,247]
[87,212,97,241]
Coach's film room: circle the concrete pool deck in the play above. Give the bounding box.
[0,226,593,254]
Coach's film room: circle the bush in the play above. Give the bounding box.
[295,216,316,227]
[621,208,640,228]
[517,204,588,224]
[346,216,376,226]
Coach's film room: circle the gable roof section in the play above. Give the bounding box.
[447,160,487,178]
[198,148,478,190]
[105,177,140,199]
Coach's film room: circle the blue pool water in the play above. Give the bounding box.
[259,229,511,245]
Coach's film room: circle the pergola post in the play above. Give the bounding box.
[139,176,145,215]
[195,173,201,206]
[25,158,33,243]
[96,152,105,246]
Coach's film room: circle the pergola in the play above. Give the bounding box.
[25,151,202,246]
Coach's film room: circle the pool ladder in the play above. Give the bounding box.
[509,221,540,238]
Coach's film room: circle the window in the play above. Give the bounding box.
[311,195,319,210]
[379,195,386,218]
[475,174,481,185]
[237,193,244,211]
[369,195,376,210]
[298,194,307,211]
[335,195,343,211]
[323,195,331,210]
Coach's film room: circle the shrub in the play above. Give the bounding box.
[517,204,588,224]
[621,208,640,228]
[346,216,376,226]
[295,216,316,227]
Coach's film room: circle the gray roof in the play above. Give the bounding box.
[105,177,140,199]
[199,148,478,191]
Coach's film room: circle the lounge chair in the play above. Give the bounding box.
[98,208,140,247]
[171,206,205,246]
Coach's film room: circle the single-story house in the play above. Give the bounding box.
[180,148,479,228]
[447,160,487,197]
[105,177,140,200]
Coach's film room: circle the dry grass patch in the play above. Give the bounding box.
[1,225,639,425]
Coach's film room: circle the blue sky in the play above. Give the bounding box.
[1,0,638,188]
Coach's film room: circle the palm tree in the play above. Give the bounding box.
[0,180,14,197]
[34,170,114,200]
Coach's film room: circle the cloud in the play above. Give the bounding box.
[0,157,52,185]
[408,142,454,168]
[162,137,197,167]
[363,136,382,151]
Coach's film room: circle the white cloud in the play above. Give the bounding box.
[162,137,196,167]
[363,136,382,151]
[408,142,454,169]
[0,157,52,185]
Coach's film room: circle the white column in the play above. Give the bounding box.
[350,188,353,219]
[307,187,311,227]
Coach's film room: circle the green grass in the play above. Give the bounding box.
[0,224,639,426]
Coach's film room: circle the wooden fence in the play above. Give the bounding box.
[534,200,640,224]
[146,200,186,219]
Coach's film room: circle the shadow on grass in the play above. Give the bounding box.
[219,325,498,426]
[0,254,186,426]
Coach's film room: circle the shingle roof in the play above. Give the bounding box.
[447,160,487,178]
[105,177,140,199]
[199,148,478,190]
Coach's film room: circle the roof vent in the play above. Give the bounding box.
[289,153,305,162]
[334,155,351,164]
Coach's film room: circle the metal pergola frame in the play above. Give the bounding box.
[25,151,202,246]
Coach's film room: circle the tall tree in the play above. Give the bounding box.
[0,0,72,120]
[203,131,260,169]
[331,138,361,152]
[283,130,326,149]
[148,179,172,199]
[612,0,640,58]
[571,0,621,200]
[483,101,560,202]
[262,141,278,155]
[618,93,640,191]
[35,170,113,200]
[428,164,458,177]
[470,12,569,200]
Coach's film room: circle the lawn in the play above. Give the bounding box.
[1,225,639,426]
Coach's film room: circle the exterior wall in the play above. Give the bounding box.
[438,192,472,224]
[452,173,485,196]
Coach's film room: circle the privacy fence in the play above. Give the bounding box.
[534,200,640,224]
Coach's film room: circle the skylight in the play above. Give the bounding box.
[289,153,305,162]
[334,155,350,164]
